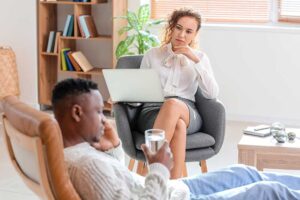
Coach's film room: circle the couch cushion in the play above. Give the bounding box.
[134,131,215,150]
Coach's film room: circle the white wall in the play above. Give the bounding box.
[200,25,300,126]
[0,0,38,107]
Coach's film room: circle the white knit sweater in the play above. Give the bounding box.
[141,43,219,101]
[64,142,190,200]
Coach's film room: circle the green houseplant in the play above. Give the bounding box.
[115,4,164,59]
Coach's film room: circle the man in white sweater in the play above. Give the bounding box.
[52,78,300,200]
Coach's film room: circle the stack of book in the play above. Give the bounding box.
[63,15,74,37]
[46,31,61,53]
[243,125,271,137]
[61,49,94,72]
[78,15,98,38]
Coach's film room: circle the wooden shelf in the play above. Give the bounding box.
[40,0,107,5]
[60,35,112,40]
[37,0,128,113]
[59,68,103,75]
[41,52,59,56]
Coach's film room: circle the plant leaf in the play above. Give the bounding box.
[142,41,151,53]
[138,4,150,28]
[124,35,135,47]
[114,4,163,58]
[147,19,165,26]
[138,30,150,37]
[116,40,129,59]
[118,26,132,35]
[127,11,140,31]
[148,34,160,46]
[116,35,136,58]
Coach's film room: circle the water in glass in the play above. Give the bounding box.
[145,129,165,153]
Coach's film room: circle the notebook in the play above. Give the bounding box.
[243,125,271,137]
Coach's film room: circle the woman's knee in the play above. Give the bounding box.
[163,98,182,110]
[163,99,189,120]
[175,119,187,131]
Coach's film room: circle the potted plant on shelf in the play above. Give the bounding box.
[115,4,164,59]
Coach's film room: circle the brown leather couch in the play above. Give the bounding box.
[1,96,81,200]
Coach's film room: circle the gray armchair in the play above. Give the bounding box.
[113,55,226,174]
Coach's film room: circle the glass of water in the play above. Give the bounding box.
[145,129,165,153]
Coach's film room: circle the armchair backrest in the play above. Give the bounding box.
[115,55,144,127]
[0,47,20,99]
[116,55,143,69]
[1,96,81,200]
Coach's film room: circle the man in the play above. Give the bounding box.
[52,78,300,200]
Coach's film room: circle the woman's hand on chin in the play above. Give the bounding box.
[173,45,200,63]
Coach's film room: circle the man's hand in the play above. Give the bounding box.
[93,118,120,151]
[141,141,174,171]
[173,45,200,63]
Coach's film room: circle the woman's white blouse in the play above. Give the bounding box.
[140,43,219,101]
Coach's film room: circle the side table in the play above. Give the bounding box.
[238,128,300,171]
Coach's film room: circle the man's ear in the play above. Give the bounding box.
[71,104,83,122]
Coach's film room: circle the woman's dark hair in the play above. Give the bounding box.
[162,8,202,47]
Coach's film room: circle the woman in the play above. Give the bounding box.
[138,8,219,179]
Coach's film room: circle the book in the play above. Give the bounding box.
[53,32,61,53]
[71,51,94,72]
[46,31,56,53]
[84,15,98,38]
[243,125,271,137]
[67,52,82,72]
[63,15,72,37]
[78,15,90,38]
[77,16,86,37]
[67,15,74,37]
[78,15,98,38]
[60,48,70,71]
[63,50,75,71]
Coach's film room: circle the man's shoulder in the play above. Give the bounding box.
[64,143,105,168]
[65,149,115,175]
[64,143,91,161]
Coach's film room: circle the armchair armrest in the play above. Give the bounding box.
[195,89,226,154]
[113,103,138,158]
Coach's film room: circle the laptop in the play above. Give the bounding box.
[103,69,164,102]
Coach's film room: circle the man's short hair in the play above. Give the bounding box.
[51,78,98,107]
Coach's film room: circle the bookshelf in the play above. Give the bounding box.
[37,0,127,111]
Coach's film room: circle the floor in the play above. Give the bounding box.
[0,120,298,199]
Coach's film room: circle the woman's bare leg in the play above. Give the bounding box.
[153,98,189,178]
[169,119,187,178]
